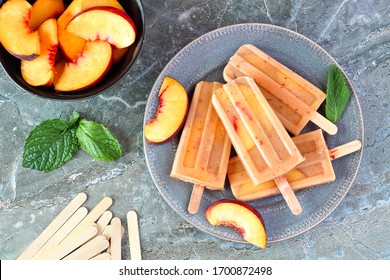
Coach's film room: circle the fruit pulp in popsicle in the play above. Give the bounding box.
[228,129,336,201]
[223,44,330,136]
[170,81,231,190]
[212,76,304,186]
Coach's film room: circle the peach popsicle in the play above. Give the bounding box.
[170,81,232,214]
[223,44,337,136]
[228,129,362,201]
[212,76,304,215]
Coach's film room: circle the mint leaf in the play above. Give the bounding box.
[52,111,79,130]
[22,113,80,172]
[325,65,351,123]
[76,119,122,161]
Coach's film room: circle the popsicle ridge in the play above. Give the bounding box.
[213,76,304,185]
[228,129,341,201]
[170,81,232,190]
[223,44,329,136]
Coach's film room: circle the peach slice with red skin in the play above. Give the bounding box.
[82,0,129,64]
[53,40,113,92]
[113,47,129,64]
[57,0,86,61]
[205,199,267,249]
[29,0,65,30]
[21,18,58,87]
[144,76,189,143]
[82,0,126,12]
[66,6,136,49]
[0,0,40,60]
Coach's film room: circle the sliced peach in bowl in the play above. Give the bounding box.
[0,0,145,100]
[205,199,267,249]
[144,76,189,143]
[82,0,125,11]
[21,18,58,87]
[66,6,136,49]
[113,47,129,64]
[53,40,113,92]
[0,0,40,60]
[58,30,87,62]
[29,0,65,30]
[57,0,86,61]
[81,0,129,64]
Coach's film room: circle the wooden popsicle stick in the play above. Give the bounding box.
[63,235,109,260]
[89,252,111,260]
[96,211,113,235]
[39,223,98,260]
[101,225,124,255]
[18,192,87,260]
[32,207,88,259]
[328,140,362,160]
[188,184,204,214]
[274,176,302,215]
[60,196,113,245]
[110,217,122,260]
[127,210,142,260]
[101,225,112,240]
[311,112,338,135]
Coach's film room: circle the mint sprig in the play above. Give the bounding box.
[22,112,122,172]
[76,119,122,161]
[325,65,351,123]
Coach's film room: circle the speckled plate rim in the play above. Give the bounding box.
[143,23,364,245]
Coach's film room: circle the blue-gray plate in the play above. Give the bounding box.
[143,23,363,244]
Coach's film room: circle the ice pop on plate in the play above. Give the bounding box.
[170,81,232,214]
[223,44,337,136]
[212,76,304,214]
[228,129,362,201]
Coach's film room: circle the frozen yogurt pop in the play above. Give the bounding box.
[170,81,231,214]
[228,129,362,201]
[212,76,304,215]
[223,44,337,136]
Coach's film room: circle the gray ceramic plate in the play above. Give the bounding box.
[143,23,363,244]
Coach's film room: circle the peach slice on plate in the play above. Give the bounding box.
[0,0,40,60]
[66,6,136,49]
[53,40,113,92]
[144,76,189,143]
[21,18,58,87]
[29,0,65,30]
[205,199,267,249]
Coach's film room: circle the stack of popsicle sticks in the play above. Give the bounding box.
[17,193,142,260]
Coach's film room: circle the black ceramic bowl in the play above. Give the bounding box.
[0,0,145,100]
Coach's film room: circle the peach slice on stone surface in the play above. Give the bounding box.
[205,199,267,249]
[21,18,58,87]
[0,0,40,60]
[144,76,189,143]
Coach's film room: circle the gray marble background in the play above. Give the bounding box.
[0,0,389,260]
